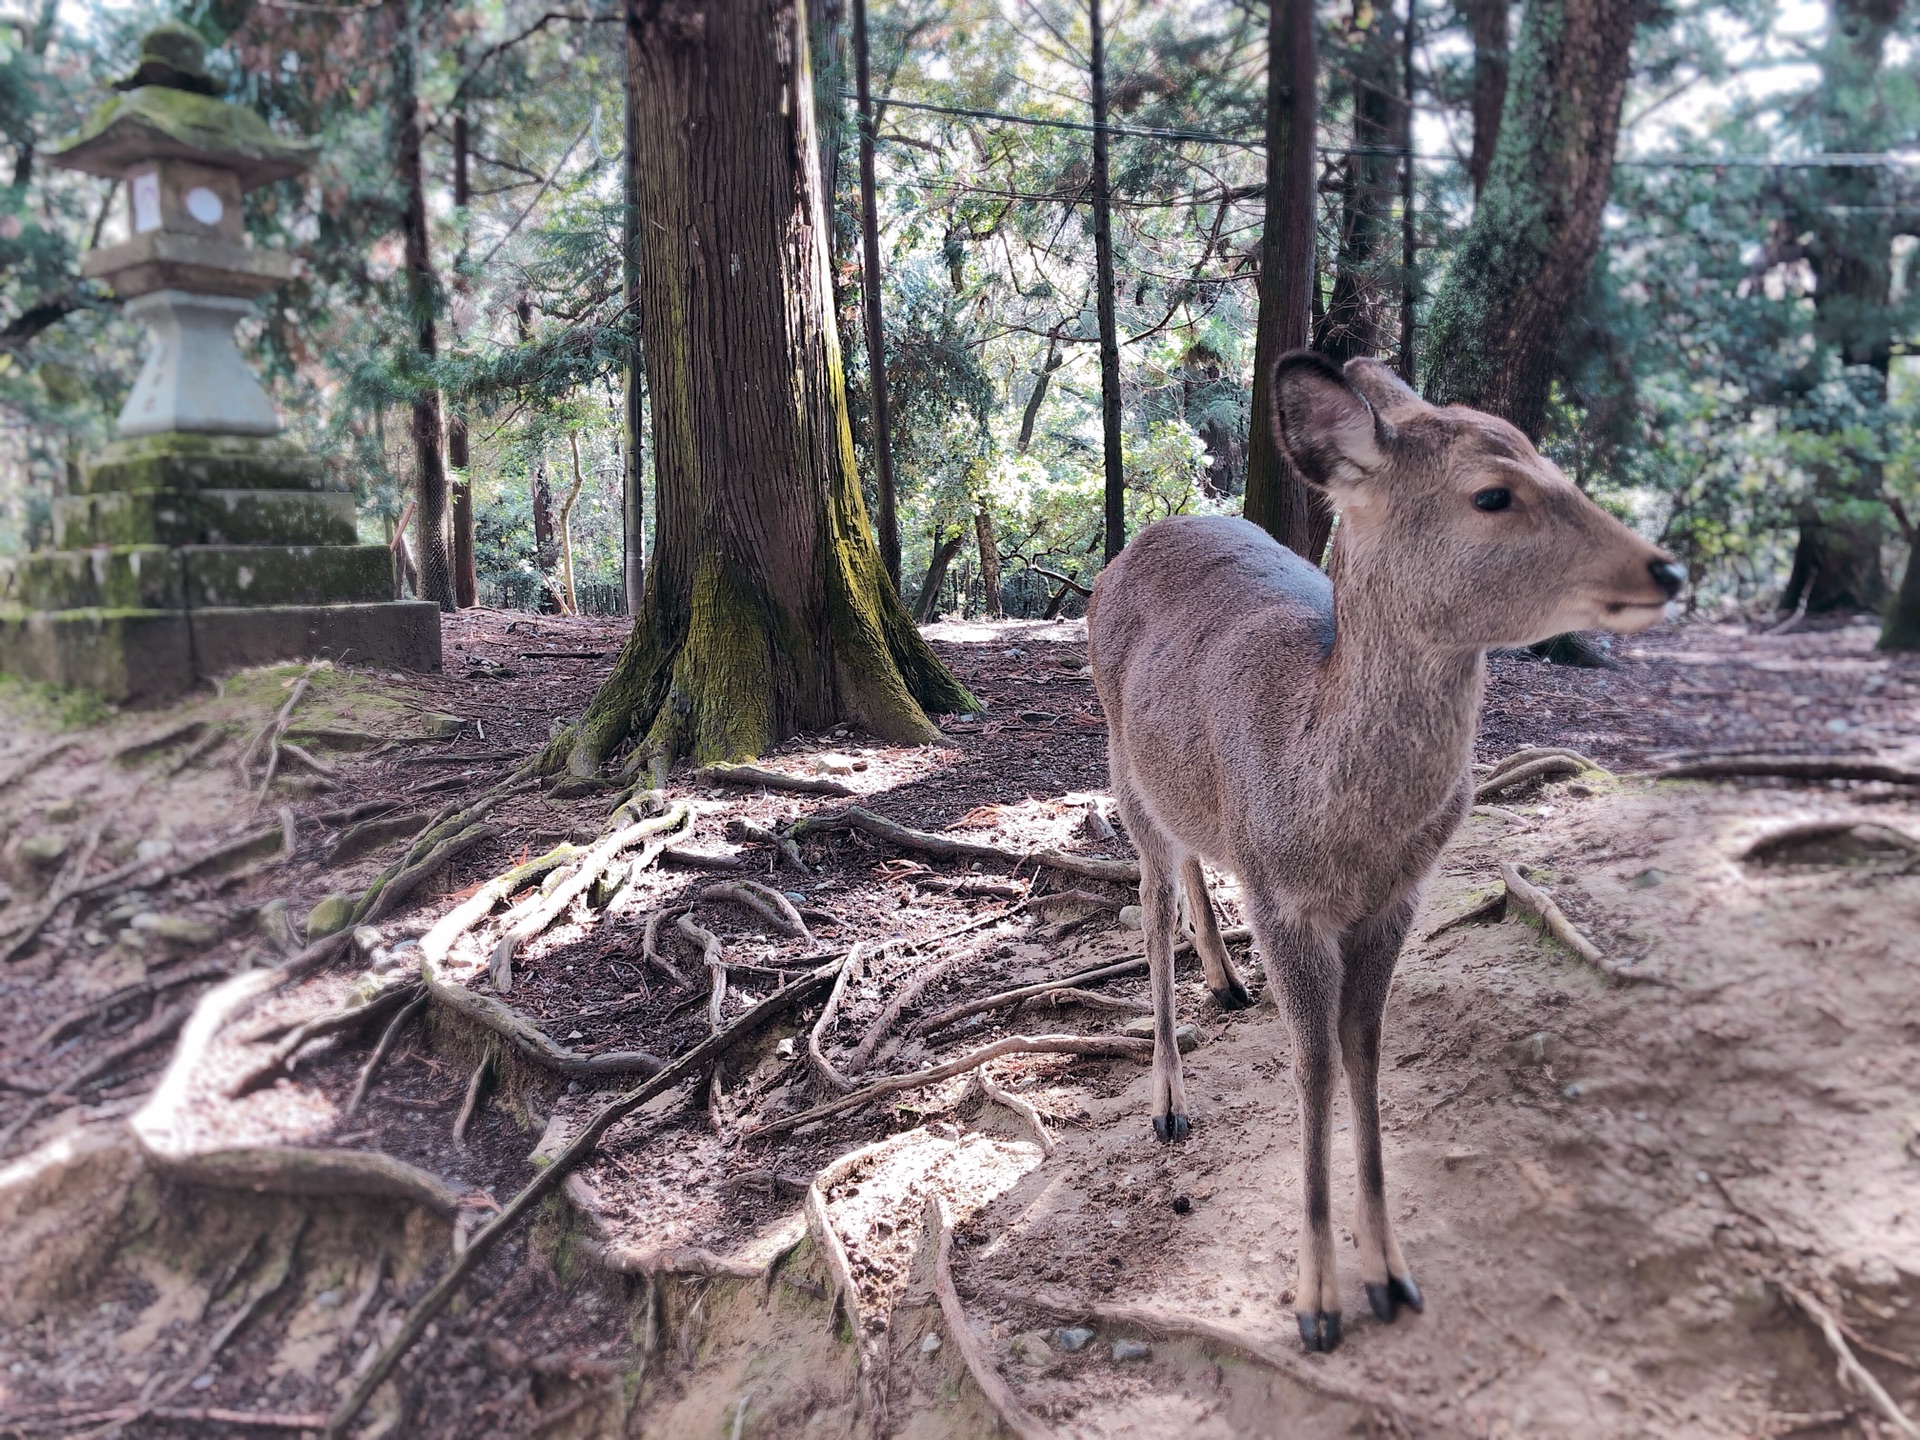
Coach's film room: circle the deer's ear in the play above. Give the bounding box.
[1342,357,1428,422]
[1270,351,1388,495]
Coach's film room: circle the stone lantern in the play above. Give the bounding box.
[0,24,439,700]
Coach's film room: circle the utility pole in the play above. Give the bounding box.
[1398,0,1418,383]
[853,0,901,590]
[1090,0,1125,564]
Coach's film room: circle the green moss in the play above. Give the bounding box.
[54,490,357,548]
[0,670,115,729]
[84,434,324,495]
[53,85,317,185]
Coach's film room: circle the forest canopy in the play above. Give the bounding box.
[1,0,1918,644]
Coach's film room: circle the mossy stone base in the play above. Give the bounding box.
[2,545,395,612]
[54,489,356,548]
[81,434,326,494]
[2,547,181,611]
[0,600,441,702]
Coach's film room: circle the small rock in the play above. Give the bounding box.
[82,927,107,946]
[1009,1331,1052,1363]
[18,833,69,868]
[813,753,857,776]
[422,713,470,737]
[1562,1083,1583,1101]
[784,891,807,904]
[1627,868,1665,890]
[1003,647,1028,658]
[305,893,356,941]
[43,801,82,824]
[134,838,174,865]
[1082,808,1116,842]
[190,1373,215,1392]
[1054,1327,1095,1353]
[1122,1016,1201,1053]
[1058,653,1087,671]
[920,1333,942,1354]
[1171,1194,1192,1215]
[1565,782,1594,798]
[1117,905,1143,931]
[1112,1338,1151,1362]
[312,1288,343,1310]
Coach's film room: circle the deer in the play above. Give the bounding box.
[1086,350,1682,1353]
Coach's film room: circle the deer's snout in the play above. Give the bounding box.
[1649,560,1684,600]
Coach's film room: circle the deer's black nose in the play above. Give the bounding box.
[1649,560,1684,599]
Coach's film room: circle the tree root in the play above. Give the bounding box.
[845,908,1020,1072]
[156,1144,470,1217]
[1031,849,1140,883]
[354,820,505,935]
[0,823,102,965]
[1482,745,1599,783]
[1742,818,1920,863]
[453,1048,496,1147]
[1777,1280,1920,1439]
[744,1034,1152,1141]
[1021,987,1151,1017]
[1499,863,1657,985]
[804,1128,935,1345]
[642,907,691,986]
[489,802,691,990]
[660,845,753,873]
[1,1405,330,1432]
[34,959,234,1051]
[577,1236,769,1282]
[984,1285,1415,1424]
[0,734,78,791]
[228,982,424,1098]
[323,958,845,1440]
[726,817,811,873]
[975,1069,1055,1156]
[0,995,198,1151]
[1422,890,1508,941]
[419,843,583,965]
[1474,755,1588,802]
[799,806,1020,864]
[240,659,324,802]
[1654,755,1920,786]
[808,942,867,1095]
[1024,887,1122,917]
[694,762,855,797]
[923,1195,1055,1439]
[423,956,665,1077]
[344,993,427,1118]
[700,879,812,941]
[676,915,729,1032]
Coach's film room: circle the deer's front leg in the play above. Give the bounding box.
[1341,896,1423,1325]
[1252,902,1344,1351]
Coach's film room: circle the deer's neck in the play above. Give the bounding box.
[1311,584,1485,807]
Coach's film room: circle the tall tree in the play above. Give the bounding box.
[1242,0,1332,561]
[448,108,477,610]
[1316,0,1399,364]
[1398,0,1418,379]
[623,42,646,618]
[397,0,455,610]
[1420,0,1647,440]
[852,0,902,590]
[550,0,972,775]
[1461,0,1509,197]
[1090,0,1127,563]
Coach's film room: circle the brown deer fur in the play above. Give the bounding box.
[1086,351,1680,1352]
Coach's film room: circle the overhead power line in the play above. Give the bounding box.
[852,93,1920,171]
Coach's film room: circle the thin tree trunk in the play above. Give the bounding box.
[1017,335,1064,453]
[1090,0,1127,564]
[1463,0,1509,198]
[1398,0,1418,382]
[398,2,454,611]
[11,0,59,188]
[853,0,901,591]
[449,108,477,609]
[914,526,965,622]
[1241,0,1332,562]
[623,41,646,618]
[515,293,562,615]
[1420,0,1645,440]
[557,0,973,776]
[560,433,590,615]
[974,504,1003,619]
[1316,0,1396,363]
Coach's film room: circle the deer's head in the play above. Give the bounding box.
[1271,351,1682,650]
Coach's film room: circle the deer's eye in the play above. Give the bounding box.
[1473,487,1512,513]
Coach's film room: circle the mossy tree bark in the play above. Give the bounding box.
[551,0,974,776]
[1420,0,1646,441]
[1243,0,1334,563]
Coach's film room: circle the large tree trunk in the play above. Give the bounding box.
[1789,0,1902,624]
[1090,0,1127,564]
[974,504,1003,618]
[913,525,965,622]
[852,0,901,591]
[1242,0,1333,562]
[1462,0,1509,198]
[398,3,454,611]
[1315,0,1397,364]
[622,49,646,617]
[1420,0,1644,440]
[448,109,478,610]
[553,0,973,776]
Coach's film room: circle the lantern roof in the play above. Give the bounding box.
[50,76,316,191]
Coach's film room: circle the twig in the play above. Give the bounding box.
[453,1049,496,1147]
[489,803,690,989]
[1653,756,1920,786]
[322,959,846,1440]
[808,942,866,1095]
[1474,755,1585,803]
[986,1286,1415,1423]
[694,762,854,797]
[926,1194,1054,1439]
[1499,863,1655,985]
[744,1033,1152,1141]
[976,1069,1055,1155]
[700,878,812,941]
[344,993,427,1117]
[1421,890,1507,941]
[423,956,665,1077]
[1777,1281,1920,1439]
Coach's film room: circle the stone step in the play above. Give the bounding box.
[0,600,442,702]
[1,544,397,612]
[79,433,328,494]
[53,489,357,548]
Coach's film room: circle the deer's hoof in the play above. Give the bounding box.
[1365,1275,1423,1322]
[1297,1310,1342,1352]
[1152,1113,1190,1144]
[1211,979,1253,1012]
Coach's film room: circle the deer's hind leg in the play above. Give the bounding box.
[1179,857,1252,1011]
[1113,787,1190,1142]
[1340,894,1422,1324]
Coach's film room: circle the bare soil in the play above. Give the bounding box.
[0,610,1916,1439]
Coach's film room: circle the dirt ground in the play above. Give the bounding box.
[0,609,1917,1439]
